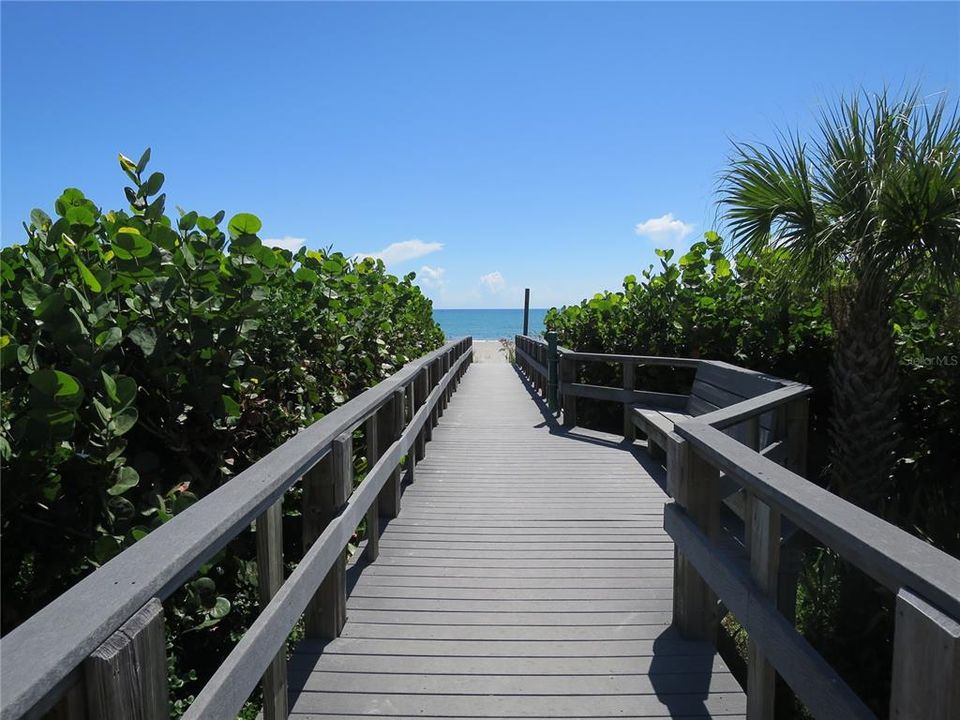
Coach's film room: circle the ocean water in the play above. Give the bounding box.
[434,308,548,340]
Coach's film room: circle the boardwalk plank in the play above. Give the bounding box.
[288,363,745,718]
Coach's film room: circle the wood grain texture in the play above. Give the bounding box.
[890,588,960,720]
[286,363,744,719]
[83,599,167,720]
[256,501,288,720]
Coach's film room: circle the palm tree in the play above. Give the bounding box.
[720,88,960,510]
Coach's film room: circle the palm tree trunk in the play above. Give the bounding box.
[828,278,901,510]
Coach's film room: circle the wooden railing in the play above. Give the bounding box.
[514,334,960,720]
[0,338,473,720]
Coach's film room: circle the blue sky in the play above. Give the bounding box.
[2,2,957,309]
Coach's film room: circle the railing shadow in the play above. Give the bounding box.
[649,626,719,718]
[510,362,669,492]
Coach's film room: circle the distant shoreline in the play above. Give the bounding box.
[433,308,547,340]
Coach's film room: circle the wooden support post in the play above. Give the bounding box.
[523,289,530,336]
[303,432,352,640]
[670,438,720,642]
[47,681,87,720]
[364,412,381,563]
[561,356,577,428]
[746,494,781,719]
[415,369,427,461]
[546,332,559,412]
[405,383,417,484]
[784,397,809,477]
[380,390,404,518]
[742,416,760,552]
[424,365,434,442]
[431,359,441,428]
[623,361,636,441]
[256,500,288,720]
[890,588,960,720]
[83,599,168,720]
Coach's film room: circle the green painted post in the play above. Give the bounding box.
[546,331,559,412]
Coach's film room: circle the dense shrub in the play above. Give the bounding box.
[0,150,444,711]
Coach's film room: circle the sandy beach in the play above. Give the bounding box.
[471,339,511,362]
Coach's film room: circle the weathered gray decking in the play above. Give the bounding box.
[287,362,746,718]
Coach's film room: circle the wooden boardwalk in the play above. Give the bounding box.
[287,362,746,718]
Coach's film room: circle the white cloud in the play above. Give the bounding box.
[479,271,506,293]
[418,265,447,289]
[264,236,306,252]
[634,213,694,244]
[358,239,443,265]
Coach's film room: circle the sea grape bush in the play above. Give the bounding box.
[0,150,444,710]
[544,230,959,553]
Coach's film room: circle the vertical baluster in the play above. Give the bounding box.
[364,411,381,563]
[746,495,780,719]
[380,389,404,518]
[561,356,577,428]
[84,599,169,720]
[623,361,636,440]
[256,500,288,720]
[890,588,960,719]
[669,437,719,642]
[303,432,352,639]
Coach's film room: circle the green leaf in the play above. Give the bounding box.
[30,368,84,408]
[74,256,102,292]
[713,257,732,278]
[30,208,52,229]
[178,211,198,231]
[142,172,164,197]
[128,326,157,356]
[228,213,262,238]
[65,205,96,227]
[110,407,139,436]
[135,148,151,174]
[95,327,123,352]
[93,535,121,564]
[112,227,154,259]
[209,596,231,619]
[113,376,138,409]
[221,394,241,417]
[34,292,66,320]
[107,466,140,496]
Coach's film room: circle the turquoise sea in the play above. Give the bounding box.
[434,308,548,340]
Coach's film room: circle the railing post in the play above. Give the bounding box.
[364,411,381,563]
[747,494,781,719]
[405,382,417,484]
[379,389,404,519]
[423,364,434,443]
[303,432,352,640]
[890,588,960,719]
[256,500,288,720]
[669,436,719,642]
[623,361,636,441]
[561,355,577,428]
[546,332,559,412]
[83,598,168,720]
[784,396,809,476]
[415,368,427,461]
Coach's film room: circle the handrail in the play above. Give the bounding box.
[676,420,960,620]
[696,383,812,430]
[0,337,473,720]
[183,347,472,719]
[513,336,960,719]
